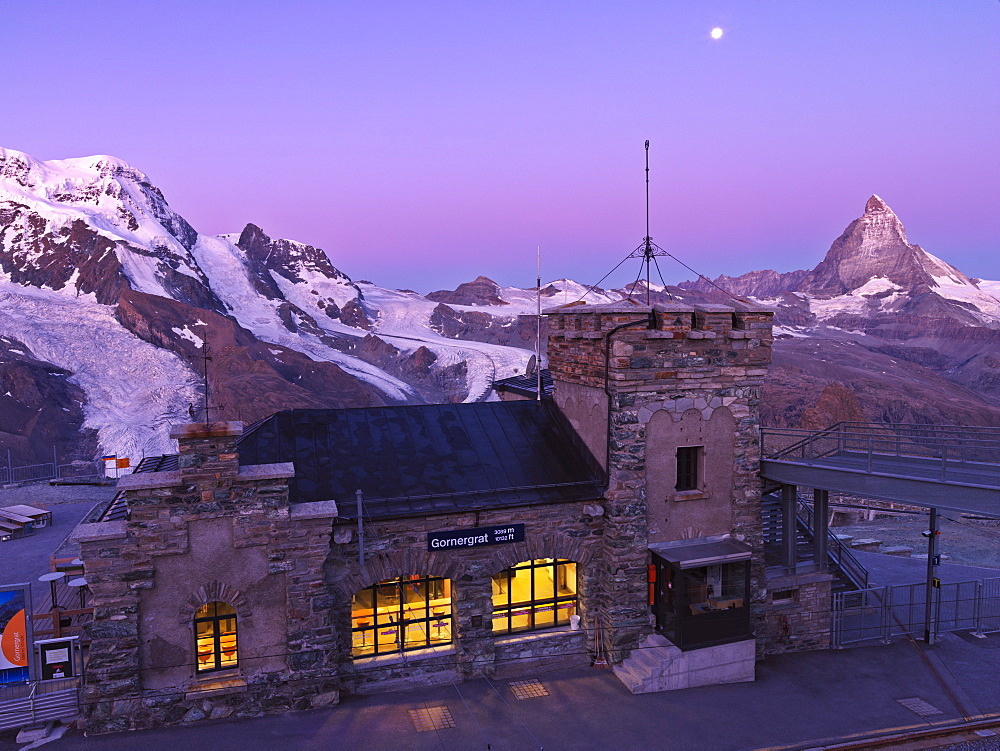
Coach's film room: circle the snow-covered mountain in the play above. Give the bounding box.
[1,147,624,464]
[681,195,1000,427]
[3,146,999,465]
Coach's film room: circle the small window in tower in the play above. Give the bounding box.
[675,446,702,491]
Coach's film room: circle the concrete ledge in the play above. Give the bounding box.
[882,545,913,557]
[494,625,580,647]
[117,470,182,491]
[289,500,339,519]
[71,520,127,543]
[169,421,243,439]
[852,538,883,552]
[353,644,456,670]
[238,462,295,481]
[184,675,247,700]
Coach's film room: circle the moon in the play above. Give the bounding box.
[710,27,724,40]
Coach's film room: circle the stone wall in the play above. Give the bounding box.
[326,501,605,693]
[545,301,774,660]
[77,422,339,734]
[762,571,834,654]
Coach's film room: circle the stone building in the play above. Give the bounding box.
[73,298,804,733]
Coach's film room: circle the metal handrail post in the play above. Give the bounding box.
[973,581,984,637]
[885,585,894,643]
[867,437,873,472]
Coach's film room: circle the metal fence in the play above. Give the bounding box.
[833,576,1000,647]
[0,455,104,486]
[0,679,80,731]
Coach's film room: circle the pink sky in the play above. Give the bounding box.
[4,1,998,291]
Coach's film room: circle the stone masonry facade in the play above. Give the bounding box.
[761,571,834,654]
[76,423,609,732]
[327,501,605,694]
[75,298,791,733]
[545,301,774,659]
[76,423,340,734]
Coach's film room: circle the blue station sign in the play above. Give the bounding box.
[428,524,525,551]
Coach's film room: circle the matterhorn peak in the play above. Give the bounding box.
[864,194,893,215]
[799,196,971,296]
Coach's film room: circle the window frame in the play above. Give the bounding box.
[491,558,578,635]
[194,601,238,673]
[675,445,703,492]
[351,575,453,657]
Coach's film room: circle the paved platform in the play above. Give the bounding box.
[0,484,112,603]
[4,628,996,751]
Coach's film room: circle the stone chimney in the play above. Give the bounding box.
[169,421,244,501]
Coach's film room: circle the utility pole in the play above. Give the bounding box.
[536,246,542,401]
[356,489,365,567]
[923,508,940,644]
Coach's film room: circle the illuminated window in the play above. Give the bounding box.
[491,559,577,635]
[676,446,702,491]
[194,601,238,673]
[351,576,452,657]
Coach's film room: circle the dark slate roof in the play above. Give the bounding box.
[236,400,603,520]
[491,369,554,399]
[135,454,179,473]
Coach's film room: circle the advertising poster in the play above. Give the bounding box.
[0,587,30,684]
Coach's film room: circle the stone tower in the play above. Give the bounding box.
[544,300,774,658]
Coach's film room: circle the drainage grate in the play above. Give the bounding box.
[408,706,456,732]
[509,678,549,700]
[895,697,944,717]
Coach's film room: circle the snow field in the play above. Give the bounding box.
[0,283,200,461]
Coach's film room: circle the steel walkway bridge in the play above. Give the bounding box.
[759,423,1000,643]
[761,422,1000,516]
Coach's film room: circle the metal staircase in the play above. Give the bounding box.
[761,490,868,593]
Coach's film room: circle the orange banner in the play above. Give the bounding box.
[1,609,27,668]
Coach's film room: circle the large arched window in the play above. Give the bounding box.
[351,576,452,657]
[194,601,238,673]
[491,559,578,635]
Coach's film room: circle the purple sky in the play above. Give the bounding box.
[5,1,998,292]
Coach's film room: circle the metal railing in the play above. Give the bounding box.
[833,576,1000,647]
[0,457,104,486]
[797,499,869,590]
[0,679,80,731]
[762,422,1000,480]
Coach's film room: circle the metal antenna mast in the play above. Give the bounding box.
[536,246,542,401]
[189,339,224,425]
[627,140,669,305]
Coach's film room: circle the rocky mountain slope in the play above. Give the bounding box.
[0,147,571,464]
[681,195,1000,427]
[2,146,998,465]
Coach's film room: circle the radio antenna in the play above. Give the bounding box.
[536,246,542,401]
[628,140,669,305]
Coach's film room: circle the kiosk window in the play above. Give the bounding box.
[351,575,452,657]
[491,559,578,635]
[684,562,747,615]
[194,601,238,673]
